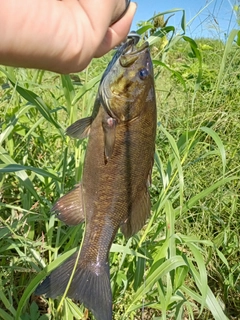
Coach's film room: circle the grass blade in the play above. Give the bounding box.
[126,256,186,313]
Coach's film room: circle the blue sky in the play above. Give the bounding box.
[132,0,239,38]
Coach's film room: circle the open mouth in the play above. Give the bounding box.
[120,40,149,67]
[122,39,149,55]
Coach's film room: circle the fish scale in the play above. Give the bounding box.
[36,37,157,320]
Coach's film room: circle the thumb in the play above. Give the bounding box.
[94,2,137,58]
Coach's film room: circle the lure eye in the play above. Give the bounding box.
[139,68,148,80]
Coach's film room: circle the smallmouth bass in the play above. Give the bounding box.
[36,37,157,320]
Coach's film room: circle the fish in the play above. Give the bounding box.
[35,36,157,320]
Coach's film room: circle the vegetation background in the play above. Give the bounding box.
[0,5,239,320]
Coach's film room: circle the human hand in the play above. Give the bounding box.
[0,0,137,73]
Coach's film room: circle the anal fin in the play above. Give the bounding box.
[121,189,151,238]
[51,184,85,225]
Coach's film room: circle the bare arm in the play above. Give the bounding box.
[0,0,136,73]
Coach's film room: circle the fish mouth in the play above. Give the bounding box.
[123,40,149,55]
[120,40,149,67]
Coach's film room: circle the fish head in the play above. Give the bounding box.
[99,40,155,122]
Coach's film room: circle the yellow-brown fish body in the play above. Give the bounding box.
[36,39,156,320]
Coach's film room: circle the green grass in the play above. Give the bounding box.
[1,9,240,320]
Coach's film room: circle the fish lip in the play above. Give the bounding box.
[119,41,149,68]
[122,40,149,56]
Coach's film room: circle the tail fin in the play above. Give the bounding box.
[35,252,112,320]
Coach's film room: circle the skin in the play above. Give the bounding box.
[0,0,137,73]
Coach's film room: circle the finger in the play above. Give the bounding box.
[110,0,131,25]
[94,2,137,58]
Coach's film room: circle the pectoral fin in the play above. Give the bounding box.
[147,165,153,187]
[102,117,117,163]
[66,117,92,139]
[121,189,151,238]
[51,184,85,225]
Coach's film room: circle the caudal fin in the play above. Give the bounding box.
[35,252,112,320]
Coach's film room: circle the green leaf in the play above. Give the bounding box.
[236,30,240,46]
[0,105,33,145]
[136,24,154,35]
[126,256,186,313]
[30,301,40,320]
[72,74,101,105]
[110,243,147,259]
[0,146,39,200]
[0,164,61,182]
[153,60,186,90]
[133,257,146,291]
[216,249,229,269]
[186,243,208,314]
[165,200,176,257]
[213,29,239,103]
[64,299,84,318]
[61,74,75,112]
[0,290,16,317]
[160,126,184,211]
[179,176,239,215]
[200,126,226,175]
[183,36,202,90]
[187,260,229,320]
[0,308,14,320]
[0,67,63,136]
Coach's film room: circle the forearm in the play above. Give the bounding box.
[0,0,135,73]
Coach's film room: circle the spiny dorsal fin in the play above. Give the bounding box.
[66,117,92,139]
[102,117,117,163]
[51,184,85,225]
[121,189,151,238]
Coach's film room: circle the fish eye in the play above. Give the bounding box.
[139,68,149,80]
